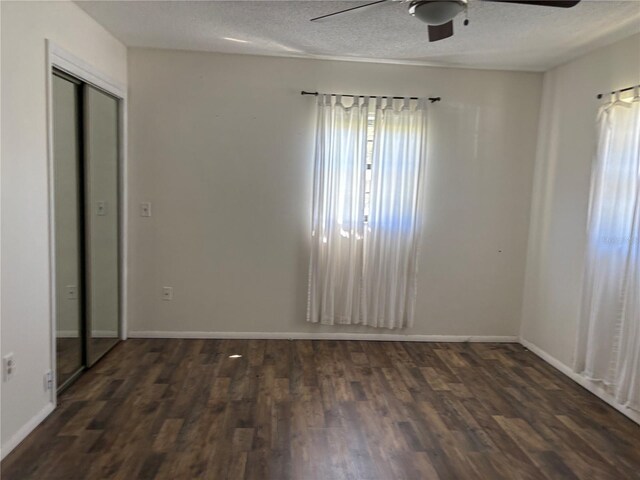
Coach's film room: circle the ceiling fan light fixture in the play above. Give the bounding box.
[409,0,466,25]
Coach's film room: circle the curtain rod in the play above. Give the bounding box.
[301,91,441,103]
[596,84,640,99]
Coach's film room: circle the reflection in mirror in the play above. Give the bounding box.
[53,73,84,387]
[85,85,120,364]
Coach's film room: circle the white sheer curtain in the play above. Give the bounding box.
[361,97,427,328]
[308,95,369,325]
[307,95,427,329]
[575,90,640,412]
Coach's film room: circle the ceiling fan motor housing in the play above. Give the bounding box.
[409,0,467,25]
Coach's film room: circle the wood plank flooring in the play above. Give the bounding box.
[56,337,83,386]
[2,339,639,479]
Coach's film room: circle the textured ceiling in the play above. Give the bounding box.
[76,0,640,71]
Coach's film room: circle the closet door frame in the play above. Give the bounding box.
[46,40,128,403]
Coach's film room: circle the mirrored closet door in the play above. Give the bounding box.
[84,85,120,366]
[52,69,121,392]
[53,72,84,388]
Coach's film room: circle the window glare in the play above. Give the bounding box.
[365,112,375,221]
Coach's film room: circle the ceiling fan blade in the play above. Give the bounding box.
[482,0,580,7]
[310,0,388,22]
[428,21,454,42]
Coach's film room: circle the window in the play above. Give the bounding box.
[364,111,375,222]
[594,112,639,249]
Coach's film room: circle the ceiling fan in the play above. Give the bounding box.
[310,0,581,42]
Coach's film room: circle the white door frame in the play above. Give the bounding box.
[45,40,128,402]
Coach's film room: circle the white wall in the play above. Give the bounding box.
[0,0,127,455]
[521,33,640,367]
[127,48,542,339]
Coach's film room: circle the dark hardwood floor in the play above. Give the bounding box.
[56,337,120,387]
[2,339,639,479]
[56,337,83,386]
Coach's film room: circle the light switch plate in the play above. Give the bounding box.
[140,202,152,217]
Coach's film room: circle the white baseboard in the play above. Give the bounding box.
[56,330,118,339]
[56,330,80,338]
[0,402,55,461]
[92,330,119,338]
[128,331,519,343]
[520,337,640,425]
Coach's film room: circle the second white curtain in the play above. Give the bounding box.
[361,98,427,328]
[575,92,640,412]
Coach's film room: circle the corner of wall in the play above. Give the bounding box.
[518,67,554,343]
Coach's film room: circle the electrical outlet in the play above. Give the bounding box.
[162,286,173,301]
[3,353,15,382]
[66,285,78,300]
[140,202,152,217]
[44,370,54,391]
[96,200,107,216]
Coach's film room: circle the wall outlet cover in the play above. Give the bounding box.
[66,285,78,300]
[140,202,152,217]
[3,353,15,382]
[162,286,173,301]
[96,200,107,216]
[44,370,54,391]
